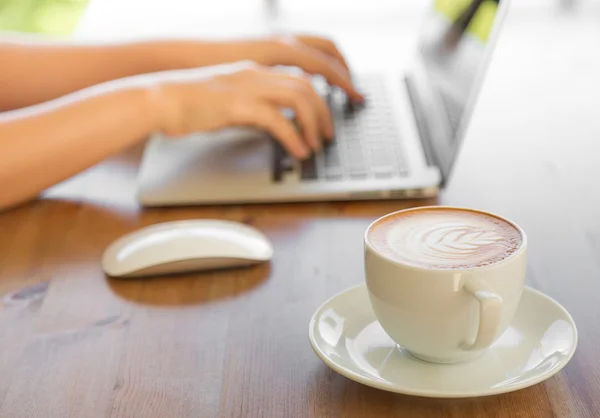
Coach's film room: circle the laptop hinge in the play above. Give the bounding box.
[404,74,437,170]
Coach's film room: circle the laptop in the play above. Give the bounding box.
[137,0,508,206]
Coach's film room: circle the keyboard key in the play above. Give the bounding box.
[347,157,364,168]
[369,142,388,150]
[346,144,363,154]
[348,163,366,173]
[324,152,341,168]
[373,166,394,178]
[371,151,391,164]
[326,168,343,180]
[350,171,368,179]
[301,155,318,180]
[271,139,289,183]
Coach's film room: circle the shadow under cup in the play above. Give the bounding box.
[363,206,527,364]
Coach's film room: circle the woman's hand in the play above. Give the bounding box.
[155,63,335,160]
[178,35,365,104]
[248,35,364,103]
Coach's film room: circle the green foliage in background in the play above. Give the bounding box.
[435,0,498,42]
[0,0,89,34]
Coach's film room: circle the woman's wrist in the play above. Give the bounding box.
[142,81,178,135]
[131,40,199,72]
[213,38,280,66]
[149,38,278,70]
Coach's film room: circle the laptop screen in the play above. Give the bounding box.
[413,0,505,182]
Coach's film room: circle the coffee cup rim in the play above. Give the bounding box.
[364,205,528,272]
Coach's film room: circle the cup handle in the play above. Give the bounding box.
[461,282,503,351]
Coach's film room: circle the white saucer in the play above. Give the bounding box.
[309,285,577,398]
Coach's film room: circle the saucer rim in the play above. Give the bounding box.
[308,284,578,398]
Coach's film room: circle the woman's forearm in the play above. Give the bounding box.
[0,80,159,211]
[0,36,267,111]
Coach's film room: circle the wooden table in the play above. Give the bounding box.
[2,1,600,417]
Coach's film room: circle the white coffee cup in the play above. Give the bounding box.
[364,206,527,364]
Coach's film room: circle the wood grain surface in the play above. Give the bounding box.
[2,1,600,417]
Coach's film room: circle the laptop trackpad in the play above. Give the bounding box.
[139,128,273,197]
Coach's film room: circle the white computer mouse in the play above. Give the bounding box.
[101,219,273,278]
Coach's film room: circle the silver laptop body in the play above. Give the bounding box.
[137,0,509,206]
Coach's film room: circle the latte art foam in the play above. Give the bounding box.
[368,208,523,269]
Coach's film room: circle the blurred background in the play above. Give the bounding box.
[3,0,597,74]
[0,0,594,38]
[0,0,88,34]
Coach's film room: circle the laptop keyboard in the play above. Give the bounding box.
[290,74,409,182]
